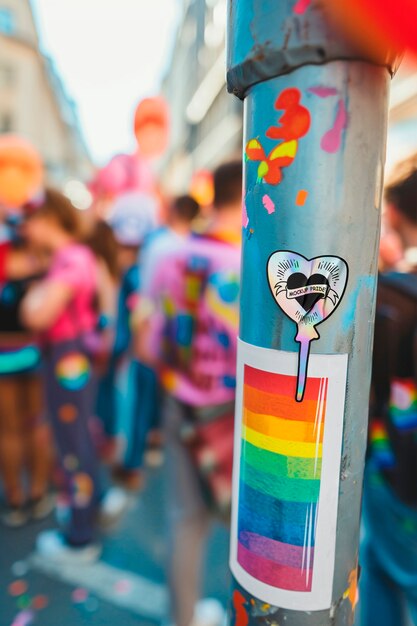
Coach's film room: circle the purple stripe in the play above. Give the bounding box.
[239,530,312,569]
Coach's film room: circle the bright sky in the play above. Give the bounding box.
[32,0,181,165]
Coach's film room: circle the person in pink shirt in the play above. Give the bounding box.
[138,162,242,626]
[21,189,102,564]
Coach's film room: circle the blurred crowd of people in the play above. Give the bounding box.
[0,136,243,626]
[1,106,417,626]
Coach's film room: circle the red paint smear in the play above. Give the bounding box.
[267,88,311,142]
[233,590,249,626]
[8,580,28,597]
[32,595,49,611]
[238,542,313,591]
[321,99,348,153]
[293,0,312,15]
[328,0,417,58]
[246,88,311,186]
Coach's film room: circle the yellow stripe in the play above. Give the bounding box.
[243,408,323,443]
[243,425,322,459]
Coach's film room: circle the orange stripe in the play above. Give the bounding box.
[243,408,324,443]
[244,365,322,401]
[244,385,319,423]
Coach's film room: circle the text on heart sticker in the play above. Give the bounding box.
[267,250,348,401]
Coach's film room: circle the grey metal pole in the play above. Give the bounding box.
[227,2,399,625]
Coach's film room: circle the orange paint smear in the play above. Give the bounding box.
[343,567,359,610]
[296,190,309,206]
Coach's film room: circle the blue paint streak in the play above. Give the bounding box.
[341,275,375,331]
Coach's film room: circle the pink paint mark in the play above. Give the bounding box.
[114,579,133,595]
[11,611,34,626]
[293,0,312,15]
[72,588,88,604]
[321,99,348,154]
[242,201,249,228]
[262,194,275,215]
[308,86,338,98]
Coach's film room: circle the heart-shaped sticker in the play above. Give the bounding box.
[267,250,348,401]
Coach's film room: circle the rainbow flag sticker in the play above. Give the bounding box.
[230,340,347,612]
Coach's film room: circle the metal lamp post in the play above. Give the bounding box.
[227,1,398,625]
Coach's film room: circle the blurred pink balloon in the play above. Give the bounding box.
[89,153,154,200]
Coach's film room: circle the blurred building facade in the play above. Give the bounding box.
[161,0,242,194]
[0,0,92,184]
[162,0,417,193]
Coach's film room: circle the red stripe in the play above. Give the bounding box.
[244,365,322,401]
[238,541,312,592]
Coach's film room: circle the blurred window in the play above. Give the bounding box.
[0,8,15,35]
[0,112,13,132]
[0,64,15,87]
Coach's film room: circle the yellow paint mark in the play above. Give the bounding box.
[270,140,297,160]
[258,161,269,178]
[247,139,262,150]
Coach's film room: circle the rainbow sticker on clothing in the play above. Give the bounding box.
[55,352,91,391]
[389,379,417,431]
[72,472,94,508]
[370,420,395,468]
[230,340,348,611]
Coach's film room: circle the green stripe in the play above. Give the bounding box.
[241,460,321,503]
[242,440,322,480]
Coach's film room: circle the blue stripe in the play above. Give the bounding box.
[238,483,316,546]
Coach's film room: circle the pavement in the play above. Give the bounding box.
[0,466,230,626]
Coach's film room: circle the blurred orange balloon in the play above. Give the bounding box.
[134,97,170,159]
[189,170,214,207]
[327,0,417,61]
[0,135,43,208]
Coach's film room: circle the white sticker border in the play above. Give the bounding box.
[230,339,348,611]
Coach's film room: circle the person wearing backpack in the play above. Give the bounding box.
[360,159,417,625]
[137,162,242,626]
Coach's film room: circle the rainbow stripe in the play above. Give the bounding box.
[389,379,417,431]
[237,365,328,592]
